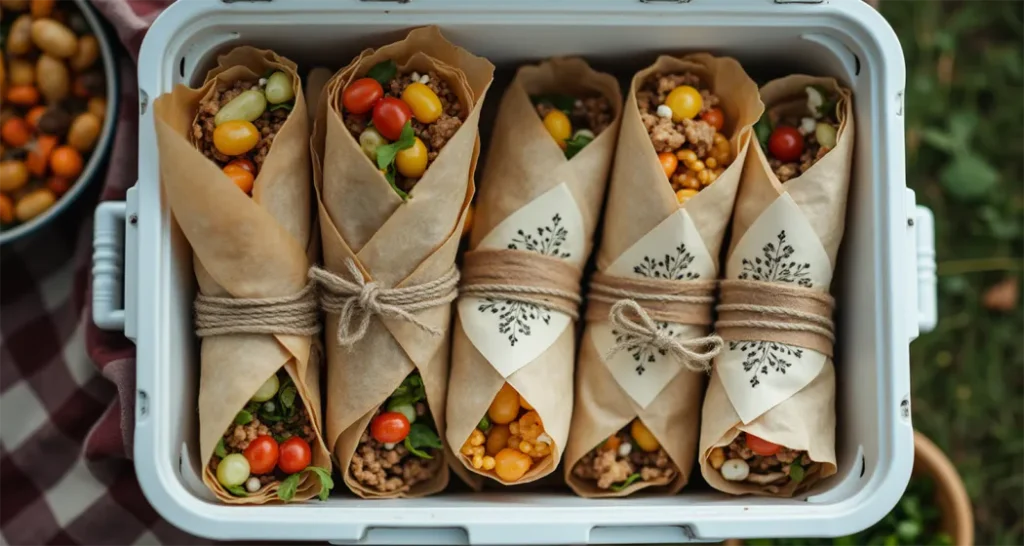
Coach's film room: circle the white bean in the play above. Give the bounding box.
[656,104,673,119]
[245,476,261,493]
[721,458,750,482]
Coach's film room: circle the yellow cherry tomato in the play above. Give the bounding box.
[213,120,259,156]
[401,82,443,124]
[630,419,660,452]
[665,85,703,122]
[395,136,429,179]
[542,110,572,145]
[487,383,521,425]
[494,448,532,482]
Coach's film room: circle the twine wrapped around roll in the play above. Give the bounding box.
[459,248,583,319]
[716,279,836,357]
[309,260,460,348]
[194,282,321,338]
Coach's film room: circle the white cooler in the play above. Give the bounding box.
[91,0,939,543]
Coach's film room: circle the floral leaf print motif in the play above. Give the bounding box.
[632,243,700,280]
[738,230,813,287]
[727,340,804,388]
[507,213,572,259]
[613,321,681,375]
[478,213,570,346]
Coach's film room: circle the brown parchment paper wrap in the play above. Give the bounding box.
[152,47,330,504]
[565,54,763,497]
[446,58,622,487]
[699,75,854,497]
[311,26,494,498]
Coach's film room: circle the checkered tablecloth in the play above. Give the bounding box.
[0,1,206,544]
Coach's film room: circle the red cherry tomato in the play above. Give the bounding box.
[701,108,725,131]
[370,411,411,444]
[767,125,804,163]
[243,435,279,475]
[278,437,312,474]
[226,158,256,174]
[372,98,413,141]
[342,78,384,115]
[745,433,781,457]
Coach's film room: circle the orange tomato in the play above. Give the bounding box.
[226,158,256,174]
[46,177,70,196]
[1,118,31,147]
[27,135,58,177]
[6,85,40,106]
[493,448,532,482]
[487,383,521,425]
[0,194,13,224]
[701,108,725,131]
[658,151,678,179]
[50,146,83,178]
[26,106,47,130]
[222,164,255,194]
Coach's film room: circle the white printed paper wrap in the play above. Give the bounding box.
[589,207,717,408]
[457,183,586,378]
[717,192,833,423]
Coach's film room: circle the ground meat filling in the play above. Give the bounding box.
[345,70,465,192]
[572,429,676,491]
[768,107,839,183]
[710,432,815,487]
[636,71,733,205]
[208,404,317,486]
[349,405,442,493]
[192,80,288,168]
[534,95,614,136]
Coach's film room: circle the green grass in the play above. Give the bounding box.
[880,1,1024,544]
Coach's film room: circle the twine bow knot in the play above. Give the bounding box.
[309,259,460,349]
[606,299,723,372]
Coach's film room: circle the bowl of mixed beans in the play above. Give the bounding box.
[0,0,117,244]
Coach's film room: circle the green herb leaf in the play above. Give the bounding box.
[531,94,576,115]
[375,121,416,200]
[307,466,335,501]
[234,409,253,425]
[259,412,283,423]
[273,433,290,444]
[214,438,227,458]
[477,415,491,432]
[279,385,297,409]
[609,473,642,492]
[225,484,248,497]
[754,115,774,151]
[404,422,442,459]
[389,372,427,406]
[789,462,806,484]
[269,102,294,112]
[367,60,397,86]
[564,132,594,160]
[277,472,301,502]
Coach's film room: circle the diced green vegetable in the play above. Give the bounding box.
[234,409,253,426]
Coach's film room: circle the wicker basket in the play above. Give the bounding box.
[723,430,974,546]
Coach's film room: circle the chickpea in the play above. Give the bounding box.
[493,448,532,482]
[0,160,29,192]
[487,382,521,425]
[69,35,99,72]
[688,159,705,172]
[676,149,698,163]
[7,15,34,56]
[31,19,79,59]
[37,54,70,104]
[485,424,511,456]
[15,188,56,222]
[68,112,102,152]
[468,428,485,447]
[705,157,718,169]
[697,169,712,185]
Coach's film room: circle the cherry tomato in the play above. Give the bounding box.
[542,110,572,144]
[226,158,256,174]
[401,82,443,124]
[665,85,703,122]
[372,98,412,141]
[494,448,532,482]
[342,77,384,115]
[371,411,411,444]
[395,136,428,178]
[278,437,312,474]
[767,125,804,163]
[487,383,521,425]
[701,108,725,131]
[213,120,259,156]
[745,433,781,457]
[657,151,678,179]
[243,435,280,475]
[223,164,255,194]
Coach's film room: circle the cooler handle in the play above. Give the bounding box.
[914,205,937,334]
[91,186,138,334]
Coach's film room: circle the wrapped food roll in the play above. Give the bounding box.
[447,58,622,486]
[564,54,763,497]
[152,47,332,503]
[310,26,494,498]
[699,75,854,496]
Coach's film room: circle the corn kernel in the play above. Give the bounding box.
[676,149,698,163]
[472,454,484,469]
[705,157,718,169]
[482,456,496,470]
[676,188,699,205]
[689,159,705,172]
[697,169,712,185]
[460,442,475,456]
[709,447,726,470]
[470,429,485,446]
[472,446,485,456]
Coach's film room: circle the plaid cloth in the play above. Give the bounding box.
[0,1,206,544]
